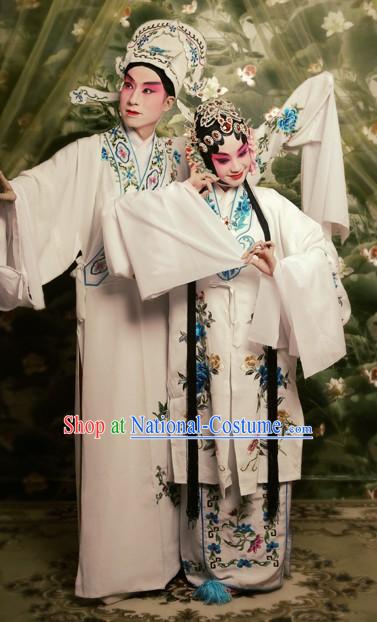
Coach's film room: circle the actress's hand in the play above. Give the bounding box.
[187,164,218,198]
[242,240,277,277]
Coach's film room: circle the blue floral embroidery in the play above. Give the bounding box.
[101,146,108,160]
[149,46,166,56]
[277,368,284,386]
[257,364,285,388]
[277,107,298,134]
[237,523,253,534]
[266,541,279,552]
[138,34,149,47]
[237,559,253,568]
[196,361,209,393]
[231,194,251,230]
[190,44,199,65]
[206,188,254,281]
[190,82,201,94]
[173,149,181,164]
[196,322,206,341]
[206,512,219,524]
[208,543,221,554]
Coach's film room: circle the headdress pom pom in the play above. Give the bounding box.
[193,579,232,604]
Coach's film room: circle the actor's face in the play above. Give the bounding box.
[119,65,174,138]
[210,134,251,188]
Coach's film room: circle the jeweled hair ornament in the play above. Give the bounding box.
[184,98,257,176]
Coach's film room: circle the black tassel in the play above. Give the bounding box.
[266,346,280,521]
[186,281,199,522]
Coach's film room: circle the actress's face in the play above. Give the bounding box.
[210,134,251,188]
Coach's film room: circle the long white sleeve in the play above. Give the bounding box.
[102,181,245,300]
[0,135,100,311]
[249,190,349,378]
[252,71,349,242]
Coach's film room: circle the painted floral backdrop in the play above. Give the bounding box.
[0,0,376,500]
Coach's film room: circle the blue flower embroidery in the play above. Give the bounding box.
[277,107,298,134]
[266,541,279,552]
[196,361,209,393]
[208,543,221,554]
[173,149,181,164]
[237,523,253,534]
[190,45,199,65]
[196,322,206,341]
[149,46,166,56]
[277,368,284,386]
[257,364,268,386]
[231,194,251,230]
[258,365,285,387]
[138,34,149,47]
[237,559,252,568]
[101,147,108,161]
[206,512,219,524]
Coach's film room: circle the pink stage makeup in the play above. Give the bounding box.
[211,135,252,188]
[119,65,174,139]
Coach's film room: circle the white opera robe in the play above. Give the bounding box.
[0,124,190,598]
[102,177,350,496]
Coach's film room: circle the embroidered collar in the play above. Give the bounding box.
[102,123,169,193]
[205,183,255,281]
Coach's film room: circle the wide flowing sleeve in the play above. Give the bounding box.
[0,135,100,311]
[102,180,245,300]
[252,71,349,242]
[248,190,350,378]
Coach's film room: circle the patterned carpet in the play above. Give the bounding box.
[0,501,376,622]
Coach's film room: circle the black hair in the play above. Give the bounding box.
[124,62,176,97]
[194,114,248,173]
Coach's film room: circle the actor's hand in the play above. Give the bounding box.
[187,163,218,198]
[0,171,16,204]
[242,240,277,277]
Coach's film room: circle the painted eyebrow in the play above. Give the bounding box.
[124,76,162,86]
[214,145,248,157]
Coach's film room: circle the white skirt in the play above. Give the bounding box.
[180,442,292,592]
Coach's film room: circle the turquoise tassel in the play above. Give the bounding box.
[193,579,232,604]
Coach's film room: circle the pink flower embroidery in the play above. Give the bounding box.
[247,533,263,553]
[247,439,258,454]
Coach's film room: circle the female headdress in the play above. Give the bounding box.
[184,98,258,175]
